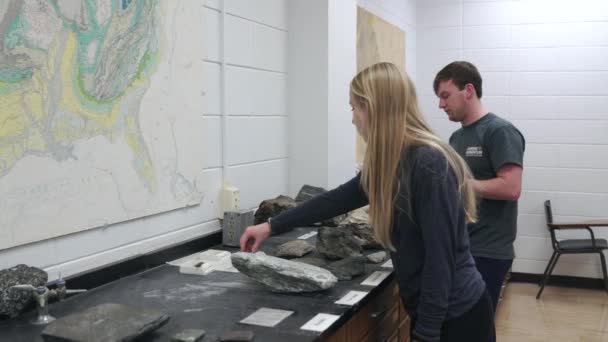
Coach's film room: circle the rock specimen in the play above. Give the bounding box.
[366,251,388,264]
[231,252,337,292]
[339,208,382,249]
[345,223,382,249]
[41,303,169,341]
[0,264,47,318]
[295,185,326,203]
[340,207,369,225]
[325,255,367,281]
[316,227,363,260]
[275,240,314,258]
[254,195,296,224]
[172,329,206,342]
[295,185,345,226]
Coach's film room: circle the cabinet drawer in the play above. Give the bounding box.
[345,280,400,341]
[398,315,411,342]
[360,303,400,342]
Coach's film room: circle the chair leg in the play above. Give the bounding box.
[599,252,608,293]
[537,252,561,299]
[539,251,558,286]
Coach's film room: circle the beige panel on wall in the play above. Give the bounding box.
[356,7,406,163]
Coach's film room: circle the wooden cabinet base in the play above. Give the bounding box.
[324,280,409,342]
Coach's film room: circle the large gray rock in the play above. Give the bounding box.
[325,255,367,281]
[0,264,47,318]
[275,240,314,258]
[316,227,363,260]
[254,195,296,225]
[41,303,169,342]
[231,252,337,293]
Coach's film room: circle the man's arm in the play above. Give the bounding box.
[472,163,522,201]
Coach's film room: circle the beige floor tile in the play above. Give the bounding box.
[497,283,608,341]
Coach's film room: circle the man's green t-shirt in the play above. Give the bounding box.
[449,113,525,260]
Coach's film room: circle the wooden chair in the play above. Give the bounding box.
[537,200,608,299]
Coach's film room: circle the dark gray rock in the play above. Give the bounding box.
[171,329,206,342]
[366,251,388,264]
[254,195,296,225]
[0,264,47,318]
[316,227,363,260]
[41,303,169,342]
[295,185,345,227]
[231,252,337,293]
[295,185,326,203]
[275,240,314,258]
[325,255,367,280]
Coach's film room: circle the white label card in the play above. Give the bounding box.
[361,271,391,287]
[297,231,318,240]
[240,307,294,327]
[334,290,368,306]
[300,313,340,332]
[381,259,393,268]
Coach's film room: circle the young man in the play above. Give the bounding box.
[434,61,525,317]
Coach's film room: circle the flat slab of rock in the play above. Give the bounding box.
[171,329,206,342]
[316,227,363,260]
[254,195,296,225]
[231,252,337,293]
[0,264,47,318]
[275,240,314,258]
[41,303,169,342]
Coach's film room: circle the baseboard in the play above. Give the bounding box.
[510,272,605,290]
[45,220,222,289]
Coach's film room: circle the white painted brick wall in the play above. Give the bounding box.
[202,1,288,211]
[417,0,608,279]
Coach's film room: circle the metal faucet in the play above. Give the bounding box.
[11,278,87,325]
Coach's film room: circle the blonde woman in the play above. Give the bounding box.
[240,62,494,342]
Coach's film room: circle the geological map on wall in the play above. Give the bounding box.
[356,7,405,163]
[0,0,206,249]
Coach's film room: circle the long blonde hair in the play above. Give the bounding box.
[350,62,477,250]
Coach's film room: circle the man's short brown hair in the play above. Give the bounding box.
[433,61,483,98]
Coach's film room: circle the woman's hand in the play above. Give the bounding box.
[239,222,271,252]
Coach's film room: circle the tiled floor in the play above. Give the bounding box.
[496,283,608,341]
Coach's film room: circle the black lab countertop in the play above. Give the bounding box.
[0,227,395,342]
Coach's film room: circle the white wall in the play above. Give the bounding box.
[417,0,608,279]
[0,0,289,281]
[287,0,358,194]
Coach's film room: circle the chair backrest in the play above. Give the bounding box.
[544,200,553,225]
[544,200,560,249]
